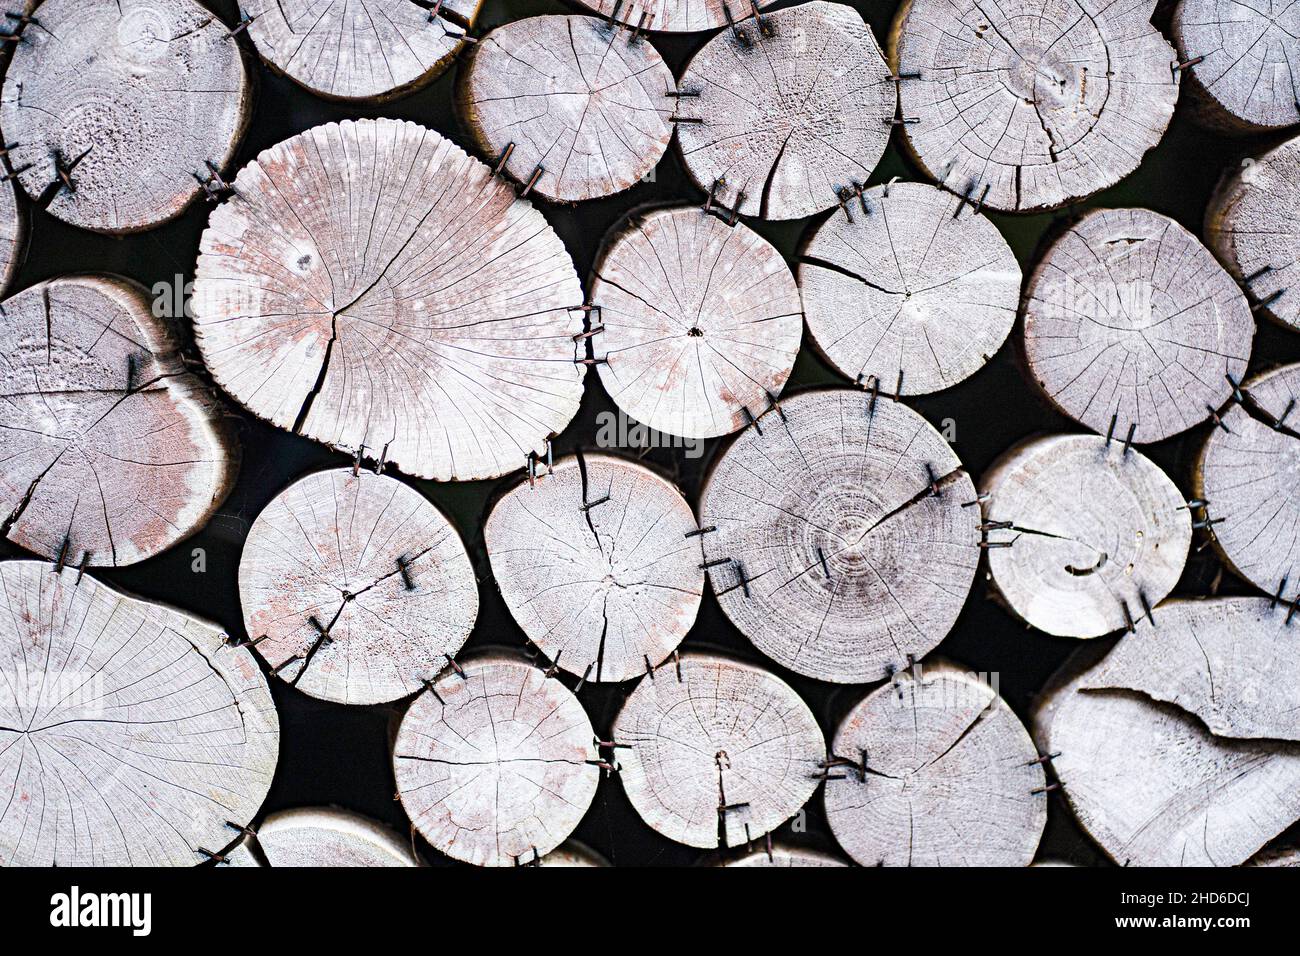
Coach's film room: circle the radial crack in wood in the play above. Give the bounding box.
[674,1,895,220]
[0,276,238,567]
[193,118,586,482]
[612,651,824,849]
[1023,208,1253,443]
[459,15,673,202]
[239,468,478,705]
[392,651,599,867]
[0,177,25,297]
[799,181,1020,394]
[889,0,1179,212]
[0,0,252,233]
[699,388,980,683]
[224,807,420,867]
[570,0,775,34]
[0,560,279,866]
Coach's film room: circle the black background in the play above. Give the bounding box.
[3,0,1299,867]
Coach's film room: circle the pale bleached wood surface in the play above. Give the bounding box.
[0,177,23,297]
[224,807,419,867]
[570,0,774,33]
[725,844,848,866]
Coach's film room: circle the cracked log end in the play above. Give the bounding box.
[458,15,673,202]
[0,177,25,297]
[224,807,420,867]
[392,650,599,867]
[1023,207,1253,443]
[981,434,1190,638]
[1034,607,1300,866]
[1206,134,1300,331]
[192,117,585,482]
[889,0,1178,212]
[484,453,702,683]
[613,651,824,849]
[824,662,1045,866]
[0,560,279,866]
[592,206,802,440]
[0,0,252,234]
[572,0,774,34]
[238,468,478,706]
[1195,363,1300,601]
[799,181,1020,395]
[245,0,482,102]
[0,275,238,567]
[699,388,980,684]
[1173,0,1300,133]
[674,1,894,220]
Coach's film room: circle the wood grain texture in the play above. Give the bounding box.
[0,560,278,866]
[699,388,980,683]
[591,206,802,440]
[1173,0,1300,132]
[1206,134,1300,331]
[0,177,24,297]
[392,651,599,866]
[570,0,774,34]
[674,1,895,220]
[244,0,480,102]
[224,807,419,867]
[484,453,702,683]
[799,181,1020,394]
[981,434,1191,638]
[193,118,585,482]
[539,839,609,866]
[824,662,1046,866]
[0,0,252,233]
[612,651,824,848]
[458,15,673,202]
[1194,363,1300,603]
[889,0,1179,212]
[725,844,848,866]
[239,468,478,705]
[1023,207,1253,443]
[0,276,237,567]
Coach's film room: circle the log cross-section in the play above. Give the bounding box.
[571,0,775,34]
[0,176,24,297]
[224,808,420,867]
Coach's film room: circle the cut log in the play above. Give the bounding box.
[1034,600,1300,866]
[591,206,802,440]
[483,453,702,683]
[888,0,1179,212]
[569,0,775,34]
[673,1,895,220]
[392,650,599,867]
[1194,363,1300,604]
[0,177,24,296]
[612,651,824,849]
[1205,134,1300,331]
[1172,0,1300,132]
[1022,207,1254,443]
[1250,845,1300,867]
[725,844,848,866]
[458,15,674,202]
[981,434,1191,638]
[243,0,481,102]
[238,468,478,705]
[0,0,252,233]
[0,276,237,567]
[0,560,279,867]
[824,662,1046,866]
[539,840,609,866]
[699,387,980,683]
[224,807,419,867]
[799,181,1021,394]
[192,118,586,482]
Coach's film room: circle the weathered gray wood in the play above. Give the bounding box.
[0,276,238,567]
[244,0,481,102]
[539,840,609,866]
[224,807,419,867]
[484,453,702,683]
[824,662,1046,866]
[889,0,1179,212]
[1194,363,1300,604]
[699,388,980,683]
[0,0,252,233]
[239,468,478,705]
[674,1,895,220]
[0,560,279,866]
[799,181,1021,394]
[393,650,599,867]
[591,206,802,439]
[459,15,674,202]
[570,0,775,34]
[612,651,824,849]
[981,434,1191,638]
[1206,134,1300,331]
[0,177,24,296]
[1023,207,1253,443]
[725,844,848,866]
[193,118,585,482]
